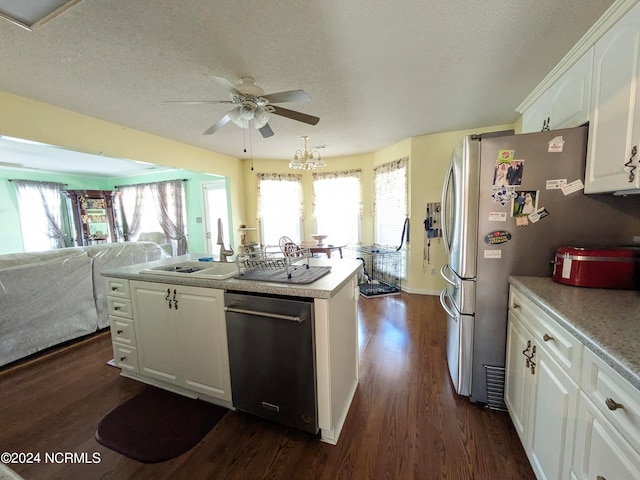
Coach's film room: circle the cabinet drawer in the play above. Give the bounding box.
[107,297,133,319]
[110,316,136,346]
[509,288,583,382]
[582,348,640,451]
[112,343,139,373]
[106,279,130,299]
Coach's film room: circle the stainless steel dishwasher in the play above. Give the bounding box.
[224,291,318,434]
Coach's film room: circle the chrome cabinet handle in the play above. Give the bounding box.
[543,334,554,342]
[605,397,623,411]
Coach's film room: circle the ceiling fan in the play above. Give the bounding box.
[163,76,320,138]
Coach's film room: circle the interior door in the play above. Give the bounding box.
[202,179,231,256]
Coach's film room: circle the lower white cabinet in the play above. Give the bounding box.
[129,280,232,403]
[505,304,579,480]
[571,392,640,480]
[507,284,640,480]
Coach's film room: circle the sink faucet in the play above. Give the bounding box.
[219,244,234,262]
[216,217,234,262]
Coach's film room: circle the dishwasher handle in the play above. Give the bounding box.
[224,306,305,323]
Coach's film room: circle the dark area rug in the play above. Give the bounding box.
[95,386,227,463]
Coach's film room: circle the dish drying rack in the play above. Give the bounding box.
[235,247,312,279]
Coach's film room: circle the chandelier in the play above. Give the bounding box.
[289,136,326,170]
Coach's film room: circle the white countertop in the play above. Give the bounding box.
[509,276,640,391]
[102,254,361,299]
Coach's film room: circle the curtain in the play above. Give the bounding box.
[149,180,188,256]
[119,184,146,241]
[13,180,66,251]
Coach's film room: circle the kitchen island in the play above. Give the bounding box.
[102,255,362,445]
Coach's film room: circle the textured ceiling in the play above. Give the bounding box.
[0,0,616,168]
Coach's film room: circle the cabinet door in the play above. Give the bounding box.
[505,312,532,444]
[586,2,640,193]
[527,346,579,480]
[177,286,231,401]
[131,281,179,384]
[522,93,549,133]
[571,393,640,480]
[548,47,593,130]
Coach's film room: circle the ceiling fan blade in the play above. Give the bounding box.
[262,89,311,104]
[271,105,320,125]
[203,114,231,135]
[162,100,234,105]
[207,75,243,96]
[259,123,274,138]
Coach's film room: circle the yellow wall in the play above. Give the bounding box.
[408,123,515,294]
[0,90,248,246]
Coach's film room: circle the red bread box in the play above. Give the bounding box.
[552,246,640,290]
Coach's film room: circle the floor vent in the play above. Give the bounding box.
[485,365,508,411]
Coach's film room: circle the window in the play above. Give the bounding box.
[13,180,66,252]
[257,173,303,246]
[374,158,408,278]
[312,170,362,245]
[119,180,188,256]
[374,158,408,248]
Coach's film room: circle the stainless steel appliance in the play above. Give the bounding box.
[224,291,318,434]
[440,126,640,405]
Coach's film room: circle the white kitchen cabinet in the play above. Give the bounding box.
[521,47,593,134]
[506,287,581,480]
[129,280,232,404]
[571,392,640,480]
[585,1,640,194]
[107,278,139,373]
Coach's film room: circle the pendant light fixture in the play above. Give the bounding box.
[289,136,325,170]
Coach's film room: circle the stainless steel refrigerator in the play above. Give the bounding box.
[439,125,640,406]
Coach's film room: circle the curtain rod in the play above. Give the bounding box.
[114,179,188,189]
[8,179,68,186]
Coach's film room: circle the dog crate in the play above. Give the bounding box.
[347,245,403,297]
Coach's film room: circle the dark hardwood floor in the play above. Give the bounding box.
[0,293,534,480]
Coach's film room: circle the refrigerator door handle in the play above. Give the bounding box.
[440,263,459,287]
[439,288,457,318]
[441,161,454,254]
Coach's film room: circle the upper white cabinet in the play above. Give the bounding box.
[586,1,640,194]
[521,48,594,134]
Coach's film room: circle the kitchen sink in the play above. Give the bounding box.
[140,260,238,279]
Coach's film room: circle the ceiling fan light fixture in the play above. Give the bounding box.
[289,135,325,170]
[253,106,270,129]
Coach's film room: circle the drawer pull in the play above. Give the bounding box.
[116,329,123,334]
[597,476,606,480]
[543,334,554,342]
[119,356,127,362]
[605,398,623,411]
[512,302,520,309]
[111,286,118,291]
[114,306,120,311]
